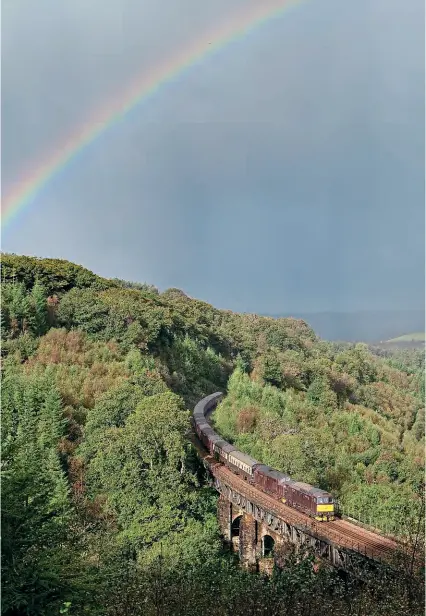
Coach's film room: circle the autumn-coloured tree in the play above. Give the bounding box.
[1,253,424,616]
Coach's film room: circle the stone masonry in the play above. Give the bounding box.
[218,495,285,573]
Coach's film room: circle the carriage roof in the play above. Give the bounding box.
[229,450,258,468]
[193,392,223,418]
[255,464,293,483]
[291,481,332,498]
[213,440,236,454]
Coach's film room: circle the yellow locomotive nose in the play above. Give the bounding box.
[317,504,334,513]
[315,502,334,521]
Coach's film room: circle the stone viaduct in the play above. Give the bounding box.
[218,494,288,574]
[191,433,400,575]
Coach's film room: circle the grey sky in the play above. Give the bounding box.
[2,0,424,313]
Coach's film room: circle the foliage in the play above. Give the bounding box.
[214,354,424,533]
[1,366,99,615]
[1,280,49,347]
[1,253,424,615]
[0,253,115,295]
[111,278,159,294]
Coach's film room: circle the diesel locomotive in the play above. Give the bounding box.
[193,392,335,521]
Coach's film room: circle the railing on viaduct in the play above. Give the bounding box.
[191,395,402,574]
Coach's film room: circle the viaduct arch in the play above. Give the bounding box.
[192,394,402,575]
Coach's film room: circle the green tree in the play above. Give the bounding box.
[1,365,92,615]
[306,377,338,411]
[30,279,49,336]
[85,392,206,554]
[37,386,66,450]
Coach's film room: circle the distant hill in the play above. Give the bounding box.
[387,332,425,343]
[265,310,425,343]
[375,331,425,351]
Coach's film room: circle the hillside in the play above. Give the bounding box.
[213,357,424,534]
[1,253,424,616]
[379,332,425,350]
[387,333,425,342]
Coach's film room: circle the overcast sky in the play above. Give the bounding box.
[2,0,424,313]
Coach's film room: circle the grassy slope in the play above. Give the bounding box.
[387,332,425,342]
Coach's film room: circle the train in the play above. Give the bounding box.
[193,392,335,521]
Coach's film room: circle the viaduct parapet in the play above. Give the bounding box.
[190,419,400,574]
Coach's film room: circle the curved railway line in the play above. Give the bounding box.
[194,437,399,562]
[191,394,404,565]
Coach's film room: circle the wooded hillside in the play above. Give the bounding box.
[1,253,424,616]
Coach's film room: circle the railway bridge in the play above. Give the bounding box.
[191,398,400,575]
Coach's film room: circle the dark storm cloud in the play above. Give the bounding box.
[2,0,424,313]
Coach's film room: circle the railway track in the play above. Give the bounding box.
[329,519,397,553]
[190,431,401,563]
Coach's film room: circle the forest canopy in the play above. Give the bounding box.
[1,253,424,616]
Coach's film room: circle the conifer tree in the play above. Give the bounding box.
[30,279,49,336]
[1,368,22,444]
[8,281,30,335]
[38,386,66,450]
[43,447,71,523]
[1,367,79,616]
[16,380,39,448]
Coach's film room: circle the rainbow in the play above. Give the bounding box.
[2,0,299,229]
